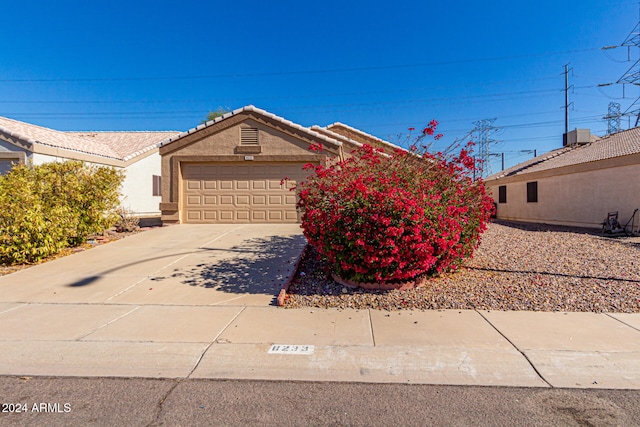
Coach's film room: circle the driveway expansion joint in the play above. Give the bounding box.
[475,310,554,388]
[605,313,640,333]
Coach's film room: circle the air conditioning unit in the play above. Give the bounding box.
[563,129,591,146]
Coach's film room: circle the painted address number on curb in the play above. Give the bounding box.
[268,345,315,355]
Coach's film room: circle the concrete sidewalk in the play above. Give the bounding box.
[0,303,638,389]
[0,224,638,389]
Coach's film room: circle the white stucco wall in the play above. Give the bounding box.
[488,161,640,229]
[120,152,162,216]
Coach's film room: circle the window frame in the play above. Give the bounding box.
[526,181,538,203]
[498,185,507,204]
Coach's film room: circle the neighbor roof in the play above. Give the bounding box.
[487,127,640,181]
[158,105,343,149]
[0,116,178,162]
[324,122,401,152]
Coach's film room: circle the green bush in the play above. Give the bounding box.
[0,161,124,264]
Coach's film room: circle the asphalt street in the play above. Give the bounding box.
[1,376,640,426]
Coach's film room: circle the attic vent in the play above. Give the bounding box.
[241,128,259,145]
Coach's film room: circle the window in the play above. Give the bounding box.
[240,128,259,145]
[152,175,162,197]
[526,181,538,203]
[498,185,507,204]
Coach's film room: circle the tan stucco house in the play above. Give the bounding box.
[158,105,401,224]
[485,128,640,230]
[0,116,179,216]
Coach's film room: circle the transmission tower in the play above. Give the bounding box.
[472,118,498,178]
[604,102,621,134]
[616,12,640,126]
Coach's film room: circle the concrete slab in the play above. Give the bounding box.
[608,313,640,331]
[0,302,23,314]
[105,276,281,306]
[0,274,151,304]
[217,307,373,346]
[192,343,548,387]
[481,311,640,352]
[105,225,305,306]
[211,294,278,306]
[525,350,640,389]
[0,224,306,307]
[370,309,514,349]
[0,303,137,340]
[82,306,243,343]
[0,341,207,378]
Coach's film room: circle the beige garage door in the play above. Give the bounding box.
[182,162,311,223]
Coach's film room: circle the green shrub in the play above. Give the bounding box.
[0,161,124,264]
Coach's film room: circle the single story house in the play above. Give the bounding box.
[158,105,401,224]
[0,116,179,217]
[485,128,640,230]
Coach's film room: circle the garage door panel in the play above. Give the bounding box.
[285,195,297,204]
[203,211,217,220]
[186,195,202,206]
[187,181,201,190]
[203,196,217,205]
[236,211,250,221]
[220,195,234,205]
[187,211,202,221]
[219,211,234,221]
[203,181,217,190]
[269,195,283,205]
[269,211,283,220]
[182,162,310,224]
[252,181,266,190]
[252,211,267,221]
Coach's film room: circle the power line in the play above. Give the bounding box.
[0,48,602,83]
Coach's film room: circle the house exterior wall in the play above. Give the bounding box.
[159,114,337,223]
[0,141,27,174]
[120,152,162,216]
[487,154,640,229]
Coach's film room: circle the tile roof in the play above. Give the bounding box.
[158,105,343,149]
[324,122,401,152]
[487,127,640,181]
[0,116,178,162]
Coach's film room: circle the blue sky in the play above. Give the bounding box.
[0,0,637,172]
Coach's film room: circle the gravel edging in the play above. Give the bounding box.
[282,221,640,312]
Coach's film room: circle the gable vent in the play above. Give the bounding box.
[241,128,259,145]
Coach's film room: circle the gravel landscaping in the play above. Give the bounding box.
[283,221,640,312]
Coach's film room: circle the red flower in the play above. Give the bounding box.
[295,125,492,283]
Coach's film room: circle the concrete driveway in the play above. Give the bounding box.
[0,224,307,307]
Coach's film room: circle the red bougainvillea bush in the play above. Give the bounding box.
[294,121,495,284]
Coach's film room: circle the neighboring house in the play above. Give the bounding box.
[311,122,400,155]
[0,116,179,217]
[158,105,402,224]
[485,128,640,229]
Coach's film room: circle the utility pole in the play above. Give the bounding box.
[564,64,570,135]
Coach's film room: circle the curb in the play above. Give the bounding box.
[277,245,308,306]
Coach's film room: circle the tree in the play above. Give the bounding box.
[202,107,231,124]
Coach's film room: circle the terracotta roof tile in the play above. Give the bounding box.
[0,116,178,161]
[487,127,640,180]
[158,105,343,149]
